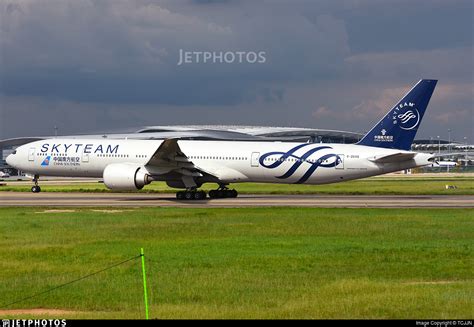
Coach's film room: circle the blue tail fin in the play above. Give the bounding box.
[357,79,437,150]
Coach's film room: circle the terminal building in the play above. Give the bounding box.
[1,125,473,174]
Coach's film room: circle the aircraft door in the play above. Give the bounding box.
[82,151,89,163]
[251,152,260,167]
[28,148,35,161]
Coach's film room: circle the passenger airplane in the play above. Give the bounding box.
[6,79,437,200]
[430,161,458,168]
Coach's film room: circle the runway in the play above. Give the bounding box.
[1,192,473,208]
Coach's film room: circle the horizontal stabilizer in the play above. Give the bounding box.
[368,152,416,163]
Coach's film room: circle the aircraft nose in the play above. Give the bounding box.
[6,153,16,167]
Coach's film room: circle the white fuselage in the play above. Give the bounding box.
[7,138,432,186]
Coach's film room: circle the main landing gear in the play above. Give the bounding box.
[175,185,238,200]
[176,189,207,200]
[31,175,41,193]
[209,185,238,199]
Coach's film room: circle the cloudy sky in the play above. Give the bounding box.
[0,0,472,142]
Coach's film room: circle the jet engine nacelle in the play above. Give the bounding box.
[103,163,151,191]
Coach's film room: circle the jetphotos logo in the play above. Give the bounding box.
[392,102,420,130]
[41,156,51,166]
[177,49,266,65]
[374,128,393,142]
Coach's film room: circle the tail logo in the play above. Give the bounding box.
[398,111,417,123]
[259,144,342,184]
[392,102,420,130]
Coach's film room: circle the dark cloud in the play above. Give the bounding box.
[0,0,350,102]
[0,0,472,141]
[338,0,473,53]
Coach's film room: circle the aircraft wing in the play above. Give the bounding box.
[145,139,219,184]
[146,138,200,175]
[368,152,417,163]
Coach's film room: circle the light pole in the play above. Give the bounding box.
[448,128,451,152]
[437,135,440,154]
[464,136,468,167]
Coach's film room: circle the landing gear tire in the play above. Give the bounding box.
[176,191,185,200]
[184,191,193,200]
[194,191,206,200]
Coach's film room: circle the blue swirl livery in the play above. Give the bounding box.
[259,144,341,184]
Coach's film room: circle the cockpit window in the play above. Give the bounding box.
[12,150,17,155]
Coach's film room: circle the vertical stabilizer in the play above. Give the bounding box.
[357,79,437,150]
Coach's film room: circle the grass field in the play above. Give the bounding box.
[0,207,472,319]
[1,176,473,195]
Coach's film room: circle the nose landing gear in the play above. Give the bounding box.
[31,175,41,193]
